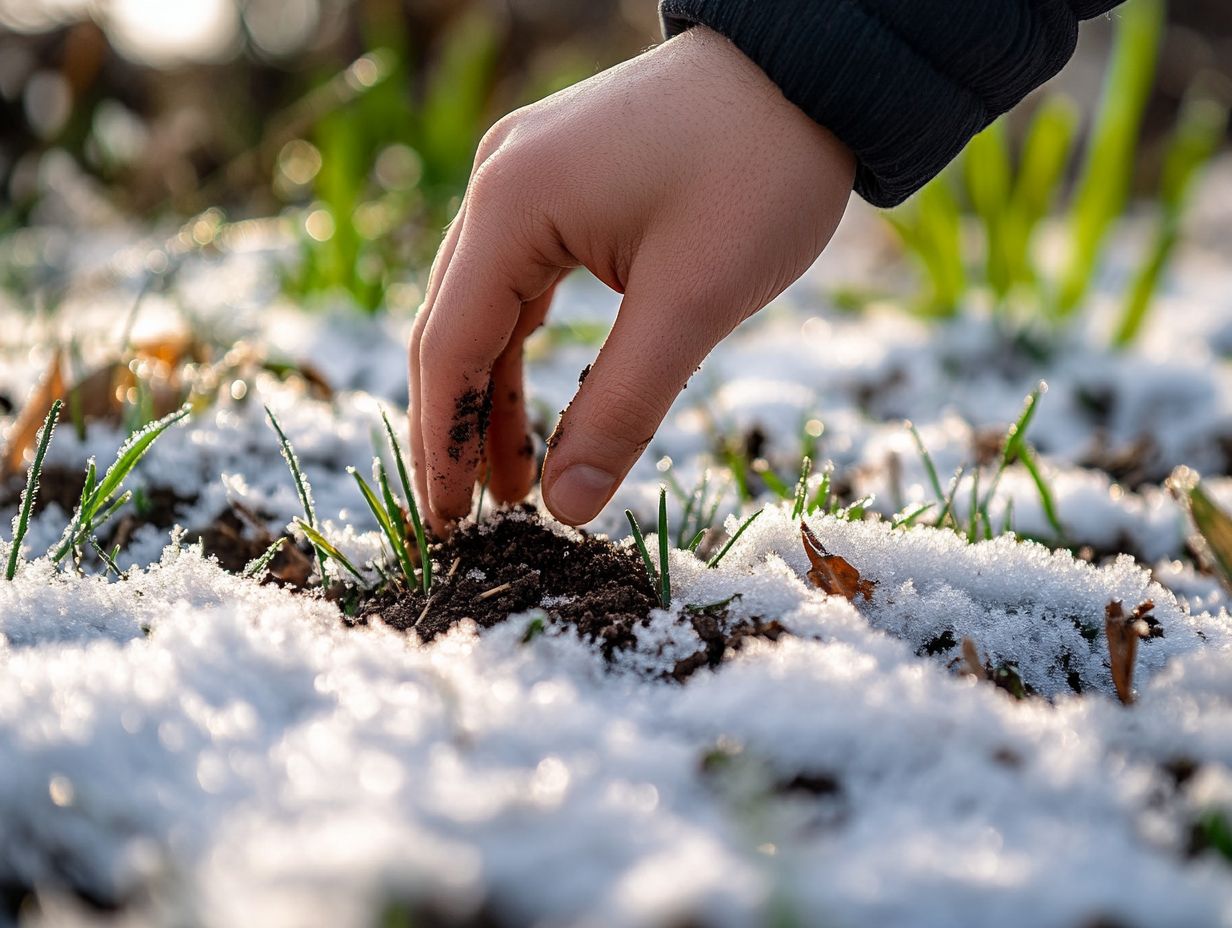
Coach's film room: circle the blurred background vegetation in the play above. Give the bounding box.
[0,0,1229,317]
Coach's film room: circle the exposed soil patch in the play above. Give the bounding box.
[357,506,785,679]
[0,464,87,517]
[189,503,313,588]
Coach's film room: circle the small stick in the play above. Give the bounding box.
[415,598,433,628]
[447,557,461,579]
[477,581,513,601]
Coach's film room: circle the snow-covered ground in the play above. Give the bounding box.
[2,161,1232,926]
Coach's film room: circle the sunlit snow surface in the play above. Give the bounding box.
[3,172,1232,925]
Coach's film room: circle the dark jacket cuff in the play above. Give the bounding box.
[660,0,1097,207]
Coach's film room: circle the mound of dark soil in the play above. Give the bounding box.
[357,505,785,680]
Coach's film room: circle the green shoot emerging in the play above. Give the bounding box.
[625,486,671,609]
[242,537,287,581]
[295,518,367,586]
[1170,467,1232,592]
[906,384,1062,543]
[5,399,61,580]
[266,406,328,580]
[706,509,764,569]
[380,409,431,593]
[657,487,670,608]
[53,404,190,565]
[625,507,658,603]
[349,461,418,585]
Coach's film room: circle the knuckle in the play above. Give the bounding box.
[583,380,665,458]
[473,111,520,166]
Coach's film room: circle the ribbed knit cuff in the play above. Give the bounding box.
[661,0,1082,207]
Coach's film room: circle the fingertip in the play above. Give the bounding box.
[542,462,617,526]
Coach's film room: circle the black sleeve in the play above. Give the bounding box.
[659,0,1124,207]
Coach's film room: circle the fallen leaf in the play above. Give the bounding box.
[800,521,875,602]
[1106,599,1153,705]
[2,349,65,480]
[960,637,987,680]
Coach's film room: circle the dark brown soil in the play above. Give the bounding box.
[190,503,314,588]
[356,506,784,680]
[0,464,87,517]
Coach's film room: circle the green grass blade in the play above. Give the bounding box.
[678,470,708,548]
[349,464,415,582]
[842,495,873,522]
[242,536,287,580]
[295,519,367,585]
[6,399,61,580]
[757,463,792,501]
[707,508,764,569]
[935,466,965,530]
[981,383,1045,512]
[1021,447,1064,541]
[967,469,982,540]
[1055,0,1163,316]
[657,486,670,608]
[86,490,133,541]
[55,405,186,563]
[962,118,1013,297]
[88,404,190,517]
[90,537,122,577]
[376,460,419,582]
[790,456,813,521]
[624,508,658,594]
[892,502,935,530]
[1001,497,1016,536]
[267,405,327,579]
[1009,96,1078,286]
[380,408,430,592]
[1176,471,1232,590]
[809,465,834,516]
[908,421,946,503]
[687,529,707,553]
[1113,95,1227,348]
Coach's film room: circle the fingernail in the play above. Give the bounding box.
[547,464,616,525]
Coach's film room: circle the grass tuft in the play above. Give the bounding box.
[53,404,190,565]
[625,485,671,609]
[242,537,287,581]
[380,408,431,593]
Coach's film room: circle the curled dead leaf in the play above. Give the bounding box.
[800,521,875,602]
[2,349,64,480]
[960,637,987,680]
[1105,599,1154,706]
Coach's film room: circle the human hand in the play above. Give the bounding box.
[409,24,855,534]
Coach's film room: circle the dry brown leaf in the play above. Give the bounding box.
[800,521,875,602]
[2,349,65,480]
[960,637,987,680]
[1105,599,1153,706]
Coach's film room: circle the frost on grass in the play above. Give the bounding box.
[3,514,1232,927]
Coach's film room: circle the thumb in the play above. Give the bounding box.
[541,260,744,525]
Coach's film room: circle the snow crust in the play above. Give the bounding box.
[2,511,1232,927]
